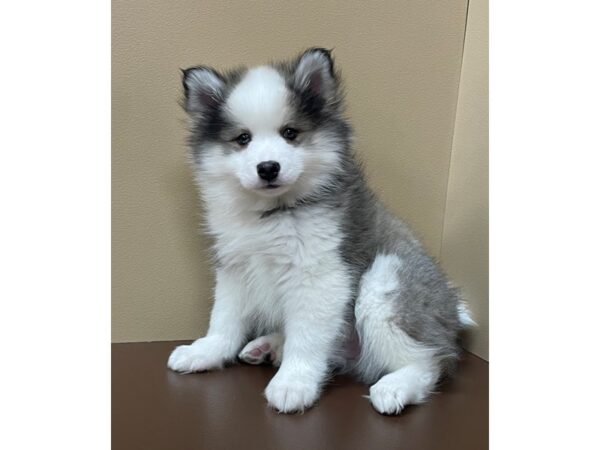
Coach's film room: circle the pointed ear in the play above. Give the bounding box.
[293,48,337,101]
[181,66,225,116]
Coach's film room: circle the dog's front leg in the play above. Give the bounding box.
[168,268,247,373]
[264,269,351,413]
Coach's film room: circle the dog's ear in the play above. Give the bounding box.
[293,48,337,102]
[181,66,224,116]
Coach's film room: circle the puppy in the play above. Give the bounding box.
[168,48,474,415]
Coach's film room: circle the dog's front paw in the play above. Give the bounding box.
[264,375,320,413]
[368,381,409,415]
[167,340,226,373]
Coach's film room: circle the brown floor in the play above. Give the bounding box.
[112,341,488,450]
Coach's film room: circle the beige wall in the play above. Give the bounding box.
[440,0,489,359]
[112,0,487,359]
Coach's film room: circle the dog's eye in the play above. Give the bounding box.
[281,128,299,141]
[234,133,251,146]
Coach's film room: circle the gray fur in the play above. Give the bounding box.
[278,50,463,380]
[262,153,462,381]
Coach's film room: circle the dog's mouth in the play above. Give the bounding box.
[254,181,291,198]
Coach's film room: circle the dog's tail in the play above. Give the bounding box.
[457,300,477,328]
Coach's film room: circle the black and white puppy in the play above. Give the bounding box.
[168,48,474,415]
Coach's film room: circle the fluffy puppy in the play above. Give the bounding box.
[168,48,474,415]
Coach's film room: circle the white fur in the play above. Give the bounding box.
[168,269,248,372]
[368,363,439,414]
[355,253,441,413]
[174,142,353,413]
[211,203,351,412]
[195,66,343,204]
[225,67,300,195]
[226,67,289,132]
[198,105,351,412]
[458,300,477,327]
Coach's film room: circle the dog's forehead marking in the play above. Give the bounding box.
[226,66,289,132]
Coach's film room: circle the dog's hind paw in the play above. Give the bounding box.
[238,333,283,366]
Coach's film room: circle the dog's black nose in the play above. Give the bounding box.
[257,161,280,182]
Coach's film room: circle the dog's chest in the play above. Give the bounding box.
[218,207,342,269]
[213,206,344,304]
[205,203,349,331]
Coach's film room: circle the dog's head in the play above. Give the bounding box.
[183,48,352,206]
